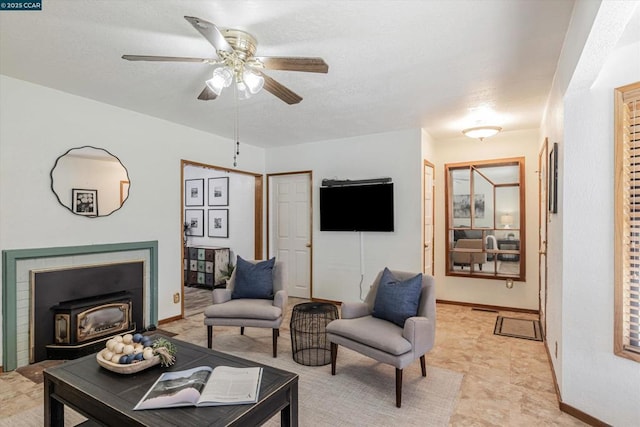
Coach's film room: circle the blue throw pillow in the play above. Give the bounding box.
[372,268,423,327]
[231,256,276,299]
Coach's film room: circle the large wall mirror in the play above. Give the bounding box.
[50,146,130,217]
[445,157,525,280]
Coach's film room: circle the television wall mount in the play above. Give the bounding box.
[321,177,392,187]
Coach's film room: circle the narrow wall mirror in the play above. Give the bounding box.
[50,146,130,217]
[445,157,525,280]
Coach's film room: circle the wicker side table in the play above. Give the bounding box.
[290,302,339,366]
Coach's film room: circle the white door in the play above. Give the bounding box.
[270,173,312,298]
[538,140,548,337]
[424,161,435,275]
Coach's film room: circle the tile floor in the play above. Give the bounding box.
[0,300,587,426]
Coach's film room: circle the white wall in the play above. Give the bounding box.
[538,0,603,397]
[0,76,266,335]
[266,126,540,310]
[266,129,423,302]
[539,1,640,424]
[433,129,541,310]
[183,165,255,261]
[421,128,436,162]
[557,3,640,424]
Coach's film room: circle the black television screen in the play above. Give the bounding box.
[320,183,394,232]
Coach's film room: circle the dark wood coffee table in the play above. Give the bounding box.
[43,336,298,426]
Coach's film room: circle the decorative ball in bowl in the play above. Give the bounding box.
[95,333,174,374]
[96,348,160,374]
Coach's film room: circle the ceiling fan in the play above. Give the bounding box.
[122,16,328,105]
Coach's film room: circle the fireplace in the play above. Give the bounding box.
[2,241,158,371]
[30,262,144,363]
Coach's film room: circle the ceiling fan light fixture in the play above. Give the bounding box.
[243,67,264,94]
[462,126,502,141]
[206,66,234,95]
[236,81,253,100]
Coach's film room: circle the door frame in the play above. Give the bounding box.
[423,160,435,275]
[537,139,549,336]
[180,159,264,317]
[266,170,313,299]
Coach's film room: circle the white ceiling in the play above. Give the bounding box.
[0,0,578,148]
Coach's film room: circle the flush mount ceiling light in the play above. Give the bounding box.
[462,126,502,141]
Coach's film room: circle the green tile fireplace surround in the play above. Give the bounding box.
[2,241,159,371]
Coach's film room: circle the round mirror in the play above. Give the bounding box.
[50,146,130,217]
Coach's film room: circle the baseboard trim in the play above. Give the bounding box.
[158,314,182,325]
[559,402,611,427]
[542,327,609,427]
[311,297,341,306]
[543,339,562,399]
[436,299,539,314]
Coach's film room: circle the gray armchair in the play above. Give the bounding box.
[203,259,287,357]
[326,269,436,407]
[452,238,487,270]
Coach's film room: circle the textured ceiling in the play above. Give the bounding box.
[0,0,577,147]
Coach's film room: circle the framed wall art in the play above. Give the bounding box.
[184,209,204,237]
[208,177,229,206]
[208,209,229,238]
[185,179,204,206]
[72,189,98,216]
[548,142,558,213]
[452,194,485,218]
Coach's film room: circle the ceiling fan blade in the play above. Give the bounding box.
[255,57,329,73]
[122,55,213,63]
[258,72,303,105]
[184,16,234,54]
[197,86,218,101]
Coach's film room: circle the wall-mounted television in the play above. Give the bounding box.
[320,183,394,232]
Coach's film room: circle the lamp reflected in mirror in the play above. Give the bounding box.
[50,146,130,217]
[500,214,514,229]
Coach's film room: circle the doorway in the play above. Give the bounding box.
[267,172,313,299]
[180,160,263,318]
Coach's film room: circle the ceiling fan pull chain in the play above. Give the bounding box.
[233,82,240,167]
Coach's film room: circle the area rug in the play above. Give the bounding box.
[213,331,463,426]
[0,407,86,427]
[15,359,64,384]
[2,330,462,427]
[494,316,542,341]
[150,328,177,338]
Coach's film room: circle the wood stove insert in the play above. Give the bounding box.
[31,261,144,363]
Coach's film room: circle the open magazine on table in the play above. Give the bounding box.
[133,365,263,410]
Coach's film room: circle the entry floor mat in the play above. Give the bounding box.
[494,316,543,341]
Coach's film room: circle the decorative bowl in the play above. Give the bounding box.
[96,349,160,374]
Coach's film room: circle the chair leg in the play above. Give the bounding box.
[207,326,212,349]
[330,342,338,375]
[240,326,245,335]
[272,329,278,358]
[395,368,403,408]
[420,355,426,377]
